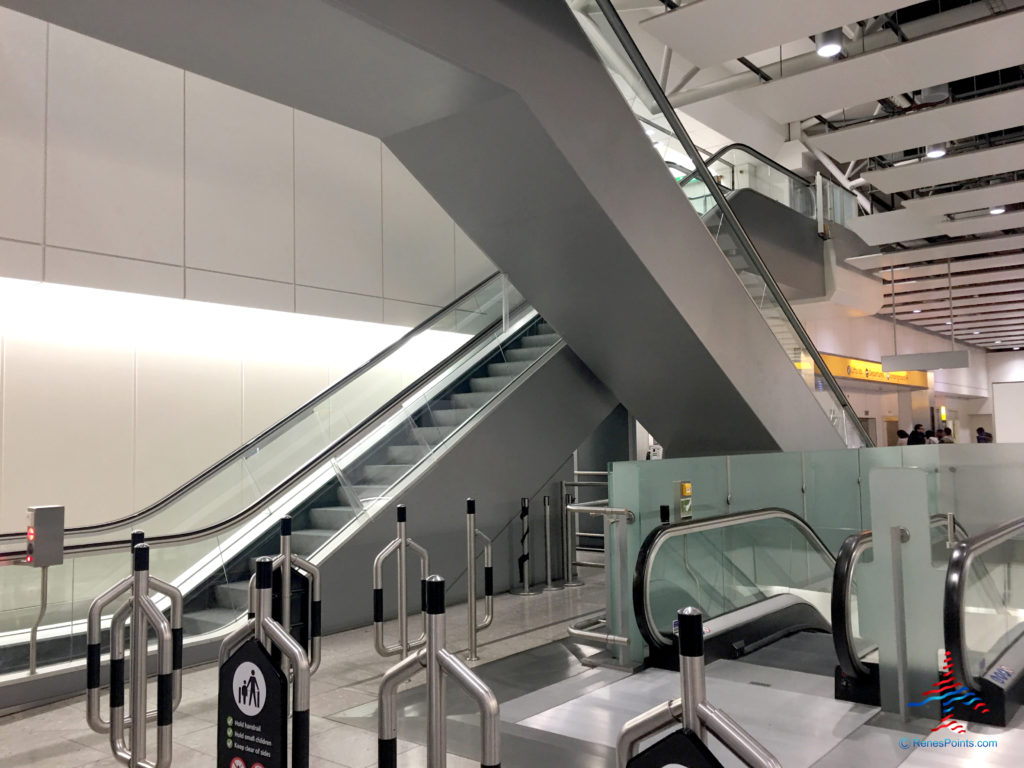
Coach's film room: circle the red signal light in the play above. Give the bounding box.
[26,555,33,563]
[27,526,35,541]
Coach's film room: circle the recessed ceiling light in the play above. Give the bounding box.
[1015,347,1021,351]
[996,340,1002,344]
[925,143,947,159]
[815,28,843,58]
[990,205,1006,215]
[973,331,980,334]
[912,309,922,313]
[945,321,952,325]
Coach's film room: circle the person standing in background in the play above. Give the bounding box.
[896,429,909,446]
[940,427,954,444]
[976,427,993,443]
[907,424,927,445]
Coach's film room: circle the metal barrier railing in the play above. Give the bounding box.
[510,497,539,595]
[465,499,494,661]
[378,575,501,768]
[373,505,430,658]
[617,607,780,768]
[86,540,183,768]
[246,516,322,675]
[220,557,311,768]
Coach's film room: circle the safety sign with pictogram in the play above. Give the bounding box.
[218,638,288,768]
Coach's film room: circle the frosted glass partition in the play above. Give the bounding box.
[609,444,1024,674]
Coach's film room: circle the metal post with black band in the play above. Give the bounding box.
[86,533,183,767]
[465,498,494,661]
[378,574,501,768]
[543,495,563,592]
[372,505,430,657]
[510,497,539,595]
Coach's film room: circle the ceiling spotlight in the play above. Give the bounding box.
[996,340,1002,344]
[1015,347,1021,351]
[990,205,1006,215]
[912,309,921,313]
[925,143,947,159]
[815,28,843,58]
[973,331,980,334]
[945,321,952,325]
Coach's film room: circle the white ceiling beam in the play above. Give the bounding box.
[894,304,1024,322]
[892,280,1024,301]
[920,315,1024,330]
[849,208,1024,245]
[875,252,1024,280]
[901,181,1024,216]
[806,89,1024,162]
[848,234,1024,270]
[939,210,1024,238]
[861,142,1024,193]
[892,266,1024,293]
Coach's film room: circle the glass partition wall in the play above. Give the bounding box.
[567,1,868,447]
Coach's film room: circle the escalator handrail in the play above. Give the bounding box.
[589,0,871,448]
[0,304,542,562]
[0,272,504,543]
[833,515,968,678]
[944,514,1024,691]
[677,143,812,190]
[633,508,836,653]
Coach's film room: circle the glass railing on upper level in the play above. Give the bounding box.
[634,509,836,659]
[945,517,1024,688]
[0,277,563,678]
[567,1,870,448]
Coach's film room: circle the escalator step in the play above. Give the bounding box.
[410,425,457,443]
[518,333,558,348]
[450,391,491,408]
[426,407,476,427]
[487,361,531,377]
[214,581,250,611]
[469,376,514,393]
[505,347,547,363]
[537,322,555,335]
[359,464,412,484]
[386,445,431,463]
[182,608,241,637]
[289,529,334,556]
[308,506,357,529]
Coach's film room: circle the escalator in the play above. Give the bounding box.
[944,516,1024,726]
[634,509,968,708]
[0,273,616,702]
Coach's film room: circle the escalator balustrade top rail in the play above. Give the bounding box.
[944,515,1024,692]
[0,302,536,563]
[833,515,968,679]
[676,143,812,191]
[587,0,870,448]
[0,271,504,544]
[633,508,836,656]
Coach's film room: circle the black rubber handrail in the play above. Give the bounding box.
[677,143,811,190]
[944,515,1024,692]
[0,272,503,542]
[633,508,835,657]
[0,303,540,561]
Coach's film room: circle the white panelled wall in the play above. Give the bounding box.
[0,8,494,530]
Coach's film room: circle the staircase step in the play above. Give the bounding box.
[505,347,547,363]
[469,376,514,393]
[360,463,412,484]
[308,506,358,529]
[518,333,559,348]
[182,608,241,637]
[386,444,431,463]
[426,407,476,427]
[215,581,250,611]
[487,361,530,377]
[290,528,334,556]
[450,391,491,409]
[410,425,456,444]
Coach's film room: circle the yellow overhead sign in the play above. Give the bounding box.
[815,353,928,388]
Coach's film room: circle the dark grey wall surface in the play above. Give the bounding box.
[3,0,847,459]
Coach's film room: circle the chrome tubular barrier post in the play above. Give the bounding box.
[377,575,501,768]
[465,498,494,661]
[615,607,780,768]
[511,497,539,595]
[245,517,323,674]
[542,495,563,592]
[562,492,583,587]
[567,506,633,650]
[87,532,183,756]
[373,505,430,657]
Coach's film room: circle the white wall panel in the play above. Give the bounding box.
[382,147,455,306]
[186,269,294,313]
[46,27,184,264]
[133,350,242,509]
[0,8,45,246]
[46,247,183,298]
[993,381,1024,443]
[455,225,494,296]
[295,285,383,323]
[0,239,43,281]
[294,111,382,295]
[383,299,438,327]
[185,74,294,282]
[0,338,134,529]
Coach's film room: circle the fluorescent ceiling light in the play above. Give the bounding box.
[990,205,1006,215]
[815,28,843,58]
[925,143,947,159]
[1015,347,1021,350]
[912,309,922,313]
[974,331,980,334]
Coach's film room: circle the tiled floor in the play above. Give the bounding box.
[0,567,607,767]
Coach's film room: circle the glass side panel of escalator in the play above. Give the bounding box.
[960,532,1024,680]
[645,514,834,641]
[0,280,559,677]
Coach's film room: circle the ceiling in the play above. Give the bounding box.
[619,0,1024,352]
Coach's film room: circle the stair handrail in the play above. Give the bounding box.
[676,143,812,190]
[0,272,505,543]
[588,0,871,447]
[0,305,539,563]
